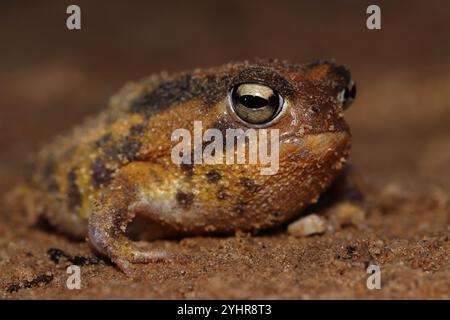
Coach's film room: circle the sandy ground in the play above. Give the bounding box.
[0,1,449,299]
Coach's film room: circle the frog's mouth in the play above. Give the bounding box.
[280,131,351,161]
[304,131,351,156]
[282,129,349,145]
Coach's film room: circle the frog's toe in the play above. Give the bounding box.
[89,228,171,273]
[129,242,171,263]
[113,245,171,275]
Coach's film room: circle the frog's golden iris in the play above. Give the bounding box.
[230,83,284,125]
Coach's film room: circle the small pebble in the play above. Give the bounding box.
[287,214,328,237]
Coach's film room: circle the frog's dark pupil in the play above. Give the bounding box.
[268,94,279,107]
[239,95,268,109]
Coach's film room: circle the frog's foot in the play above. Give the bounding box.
[88,218,170,274]
[87,162,176,274]
[88,197,171,274]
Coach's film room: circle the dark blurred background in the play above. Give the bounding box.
[1,0,449,195]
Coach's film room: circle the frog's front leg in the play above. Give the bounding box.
[88,162,171,274]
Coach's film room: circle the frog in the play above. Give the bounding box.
[7,59,357,274]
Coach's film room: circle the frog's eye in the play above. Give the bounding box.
[338,80,356,110]
[230,83,284,125]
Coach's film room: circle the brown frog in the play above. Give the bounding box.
[8,59,357,273]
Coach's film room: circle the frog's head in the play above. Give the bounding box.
[205,59,356,229]
[222,59,354,169]
[225,59,354,143]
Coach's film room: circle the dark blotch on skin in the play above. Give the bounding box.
[205,170,222,184]
[130,74,231,116]
[216,186,228,200]
[121,123,147,161]
[128,123,147,136]
[180,163,194,178]
[91,126,145,188]
[201,74,233,106]
[311,105,321,114]
[67,168,82,211]
[95,133,112,148]
[100,134,143,164]
[175,190,194,209]
[42,157,59,192]
[91,158,114,188]
[240,177,262,193]
[120,138,142,161]
[102,145,120,162]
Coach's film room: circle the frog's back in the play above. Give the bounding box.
[21,72,177,235]
[18,63,240,236]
